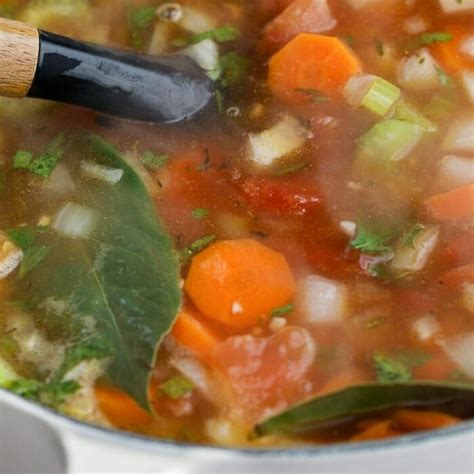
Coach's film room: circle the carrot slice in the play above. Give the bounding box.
[184,239,296,329]
[431,25,474,75]
[425,184,474,220]
[171,310,221,363]
[95,384,153,429]
[351,420,399,441]
[268,33,362,104]
[393,409,460,431]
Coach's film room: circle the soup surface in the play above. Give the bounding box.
[0,0,473,447]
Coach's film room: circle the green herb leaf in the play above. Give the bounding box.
[128,5,156,48]
[419,32,453,46]
[19,246,51,279]
[189,25,240,44]
[350,224,393,254]
[27,133,65,178]
[180,235,216,264]
[140,151,169,170]
[158,375,194,400]
[435,65,453,87]
[13,151,33,169]
[191,208,209,219]
[295,88,329,103]
[218,52,251,87]
[6,227,36,250]
[255,382,474,436]
[373,352,412,382]
[271,304,294,318]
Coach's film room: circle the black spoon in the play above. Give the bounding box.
[0,17,214,123]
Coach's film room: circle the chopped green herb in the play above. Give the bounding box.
[19,246,51,279]
[402,224,425,249]
[295,88,329,103]
[366,317,387,329]
[419,32,453,46]
[350,224,393,254]
[189,25,240,44]
[192,208,209,219]
[27,133,66,178]
[374,38,385,56]
[128,5,156,48]
[217,52,251,87]
[271,304,294,318]
[140,151,169,170]
[158,375,194,400]
[180,235,217,263]
[6,227,36,250]
[435,65,453,87]
[13,151,33,169]
[373,353,412,383]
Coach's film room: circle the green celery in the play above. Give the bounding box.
[360,77,400,117]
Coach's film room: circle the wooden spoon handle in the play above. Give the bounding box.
[0,17,39,98]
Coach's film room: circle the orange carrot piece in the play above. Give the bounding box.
[393,409,460,431]
[351,420,399,441]
[184,239,296,330]
[171,310,221,363]
[440,263,474,289]
[268,33,362,104]
[431,25,474,75]
[95,384,153,428]
[425,184,474,220]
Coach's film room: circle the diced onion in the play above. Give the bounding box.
[403,16,428,35]
[461,71,474,105]
[443,119,474,154]
[53,203,98,239]
[398,49,440,91]
[171,356,215,401]
[344,74,376,108]
[460,36,474,59]
[178,6,216,33]
[248,115,308,167]
[462,284,474,314]
[0,233,23,280]
[339,220,357,238]
[182,39,219,73]
[80,161,123,185]
[439,0,474,14]
[42,162,76,195]
[148,22,172,55]
[437,155,474,190]
[443,333,474,378]
[296,275,348,324]
[411,314,440,342]
[391,225,439,273]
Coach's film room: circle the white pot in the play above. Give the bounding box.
[1,389,473,474]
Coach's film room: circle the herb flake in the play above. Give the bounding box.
[373,353,412,383]
[158,375,194,400]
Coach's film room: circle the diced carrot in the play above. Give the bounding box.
[351,420,399,441]
[171,310,221,363]
[439,263,474,289]
[431,25,474,75]
[392,409,460,431]
[268,33,362,104]
[95,384,153,429]
[425,184,474,220]
[184,239,296,330]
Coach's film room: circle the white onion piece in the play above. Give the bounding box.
[80,161,123,185]
[443,333,474,378]
[53,203,98,239]
[411,314,441,342]
[461,71,474,105]
[182,39,219,73]
[344,74,375,108]
[460,36,474,59]
[339,220,357,238]
[0,233,23,280]
[437,155,474,190]
[248,115,308,167]
[391,226,439,273]
[398,49,440,91]
[205,418,247,446]
[439,0,474,13]
[462,284,474,314]
[171,356,215,401]
[179,6,216,33]
[443,119,474,154]
[403,16,428,34]
[296,275,348,324]
[42,162,76,195]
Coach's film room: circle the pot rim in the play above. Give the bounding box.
[1,387,473,457]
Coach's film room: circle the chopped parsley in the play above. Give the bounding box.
[214,52,251,87]
[419,32,453,46]
[373,353,412,383]
[128,5,156,48]
[192,208,209,219]
[158,375,194,400]
[271,304,294,318]
[6,227,36,250]
[295,88,329,103]
[366,317,387,329]
[189,25,240,45]
[12,151,33,169]
[140,151,169,170]
[350,224,393,254]
[180,235,216,263]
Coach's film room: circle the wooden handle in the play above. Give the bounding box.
[0,17,39,98]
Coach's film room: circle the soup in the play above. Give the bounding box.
[0,0,473,447]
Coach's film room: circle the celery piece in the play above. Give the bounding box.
[360,77,401,117]
[355,119,423,165]
[392,100,437,133]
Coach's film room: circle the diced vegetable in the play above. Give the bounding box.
[80,161,123,185]
[373,353,412,382]
[344,74,400,116]
[443,119,474,154]
[411,314,441,342]
[390,225,439,274]
[184,239,296,329]
[438,0,474,14]
[42,163,76,195]
[443,333,474,378]
[355,120,423,167]
[268,33,361,104]
[296,274,348,324]
[171,311,221,363]
[339,220,357,238]
[391,100,437,133]
[462,284,474,314]
[425,184,474,220]
[462,72,474,104]
[0,232,23,279]
[437,155,474,190]
[148,22,172,55]
[170,356,215,400]
[248,115,308,167]
[262,0,337,51]
[398,49,441,91]
[53,202,99,239]
[182,39,219,73]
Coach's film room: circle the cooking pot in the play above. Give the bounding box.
[1,388,473,473]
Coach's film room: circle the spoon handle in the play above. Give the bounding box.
[0,17,39,98]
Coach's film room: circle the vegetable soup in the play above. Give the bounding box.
[0,0,473,447]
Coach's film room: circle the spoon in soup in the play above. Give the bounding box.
[0,17,214,123]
